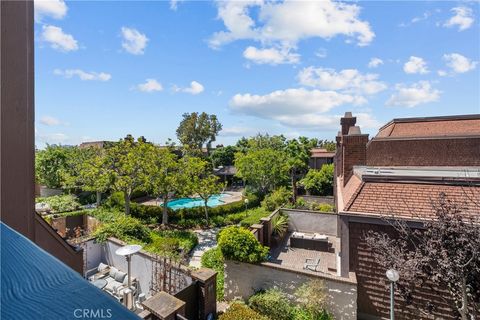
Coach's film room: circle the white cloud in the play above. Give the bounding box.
[243,46,300,65]
[169,0,182,11]
[437,70,447,77]
[297,67,387,95]
[41,25,78,52]
[444,7,474,31]
[121,27,148,55]
[209,0,375,53]
[173,81,205,95]
[40,116,61,126]
[230,88,366,127]
[368,57,383,68]
[386,81,440,108]
[36,132,69,144]
[315,48,327,58]
[53,69,111,81]
[403,56,429,74]
[136,79,163,92]
[34,0,67,21]
[220,126,257,137]
[443,53,478,74]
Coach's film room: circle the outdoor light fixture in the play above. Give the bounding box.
[116,244,142,310]
[386,269,400,320]
[244,198,249,210]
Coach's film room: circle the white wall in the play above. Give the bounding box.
[224,260,357,320]
[283,209,338,236]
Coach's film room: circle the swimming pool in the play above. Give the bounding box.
[166,193,232,210]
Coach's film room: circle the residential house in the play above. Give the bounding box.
[309,148,335,169]
[335,112,480,319]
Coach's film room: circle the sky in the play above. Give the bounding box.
[34,0,480,148]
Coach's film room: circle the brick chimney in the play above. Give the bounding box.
[342,126,369,186]
[340,112,356,135]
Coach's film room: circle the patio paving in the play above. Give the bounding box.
[268,232,340,276]
[188,228,220,268]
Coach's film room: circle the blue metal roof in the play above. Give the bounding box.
[0,222,140,320]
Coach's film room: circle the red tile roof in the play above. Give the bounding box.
[344,182,480,219]
[311,148,336,158]
[376,115,480,138]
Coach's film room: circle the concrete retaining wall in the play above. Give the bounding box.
[283,209,338,236]
[224,260,357,320]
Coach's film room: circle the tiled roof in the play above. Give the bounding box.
[311,148,336,158]
[344,182,480,219]
[376,115,480,138]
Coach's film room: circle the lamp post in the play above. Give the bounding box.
[386,268,400,320]
[244,198,249,211]
[116,244,142,310]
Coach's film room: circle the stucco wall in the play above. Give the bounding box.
[283,209,338,236]
[224,260,357,320]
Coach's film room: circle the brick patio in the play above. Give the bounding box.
[268,232,340,276]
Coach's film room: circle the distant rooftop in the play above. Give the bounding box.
[311,148,335,158]
[376,114,480,138]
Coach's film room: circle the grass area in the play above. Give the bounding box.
[239,207,270,227]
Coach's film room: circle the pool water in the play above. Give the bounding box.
[166,193,232,210]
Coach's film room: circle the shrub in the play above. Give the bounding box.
[218,226,269,263]
[36,194,81,213]
[88,208,123,223]
[93,215,151,243]
[294,280,328,318]
[272,213,289,238]
[299,165,334,196]
[316,203,334,213]
[290,308,333,320]
[239,207,270,227]
[201,247,224,300]
[261,187,292,211]
[248,289,292,320]
[219,303,268,320]
[155,230,198,253]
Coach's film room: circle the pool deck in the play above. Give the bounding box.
[137,191,243,207]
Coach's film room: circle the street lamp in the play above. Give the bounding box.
[386,269,400,320]
[244,198,249,211]
[116,244,142,310]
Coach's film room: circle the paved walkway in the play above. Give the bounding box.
[188,228,220,268]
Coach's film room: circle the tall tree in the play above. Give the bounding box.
[210,145,237,167]
[235,148,288,195]
[35,144,76,189]
[142,145,183,225]
[284,137,318,202]
[318,139,336,152]
[184,157,224,225]
[176,112,222,156]
[364,195,480,319]
[100,135,148,215]
[299,164,335,196]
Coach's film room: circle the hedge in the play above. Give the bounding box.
[219,303,268,320]
[106,192,260,224]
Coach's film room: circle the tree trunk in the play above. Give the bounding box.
[291,174,297,204]
[458,276,469,320]
[124,191,130,215]
[203,199,209,226]
[96,191,101,207]
[162,195,169,225]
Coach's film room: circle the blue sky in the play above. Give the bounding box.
[34,0,480,148]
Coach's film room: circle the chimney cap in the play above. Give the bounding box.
[344,112,353,118]
[348,126,362,135]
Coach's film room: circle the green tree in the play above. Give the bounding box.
[183,157,224,225]
[61,146,109,205]
[35,144,76,189]
[236,134,286,153]
[235,148,288,195]
[210,145,237,167]
[318,140,336,152]
[100,135,148,215]
[299,164,334,196]
[142,145,183,225]
[176,112,222,155]
[285,137,318,202]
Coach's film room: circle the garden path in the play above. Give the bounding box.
[188,228,220,268]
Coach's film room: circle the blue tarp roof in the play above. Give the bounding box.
[0,222,140,320]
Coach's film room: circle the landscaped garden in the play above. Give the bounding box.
[35,114,337,309]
